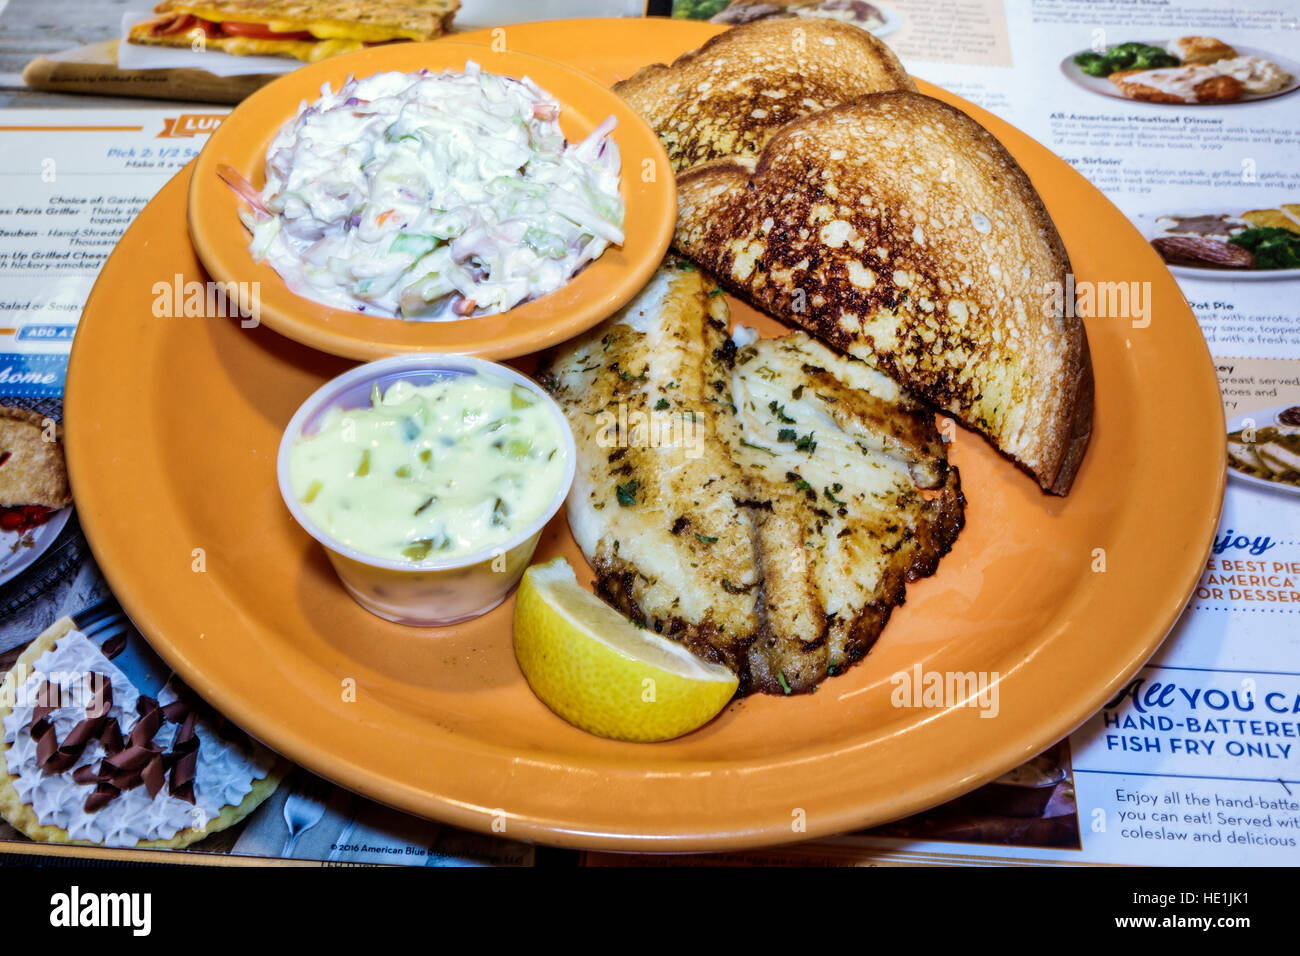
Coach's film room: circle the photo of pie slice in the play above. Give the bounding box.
[0,407,71,512]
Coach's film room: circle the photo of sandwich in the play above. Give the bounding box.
[1063,37,1298,105]
[675,0,901,36]
[1227,405,1300,496]
[1141,204,1300,279]
[127,0,460,63]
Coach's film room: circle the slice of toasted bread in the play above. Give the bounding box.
[614,18,914,173]
[674,92,1093,494]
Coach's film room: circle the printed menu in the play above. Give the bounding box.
[1,0,1298,865]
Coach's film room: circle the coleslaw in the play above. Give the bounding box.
[239,62,625,320]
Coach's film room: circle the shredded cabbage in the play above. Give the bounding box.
[244,62,625,320]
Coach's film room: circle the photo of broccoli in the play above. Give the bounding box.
[1074,42,1179,77]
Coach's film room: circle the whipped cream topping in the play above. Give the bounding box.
[3,630,275,847]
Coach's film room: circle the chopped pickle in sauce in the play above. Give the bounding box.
[290,373,568,561]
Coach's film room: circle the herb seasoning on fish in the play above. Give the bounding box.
[289,373,568,562]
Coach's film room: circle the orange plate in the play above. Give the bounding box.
[66,20,1225,851]
[188,41,675,361]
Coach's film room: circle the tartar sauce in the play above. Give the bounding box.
[243,63,624,320]
[289,373,569,562]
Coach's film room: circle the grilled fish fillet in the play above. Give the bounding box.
[674,93,1094,495]
[537,263,964,695]
[613,18,914,174]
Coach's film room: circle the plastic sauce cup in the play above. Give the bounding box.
[277,353,576,626]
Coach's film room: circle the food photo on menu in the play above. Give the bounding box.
[0,0,1293,929]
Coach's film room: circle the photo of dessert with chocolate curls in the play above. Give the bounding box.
[0,617,286,848]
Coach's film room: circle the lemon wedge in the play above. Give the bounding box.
[513,557,739,742]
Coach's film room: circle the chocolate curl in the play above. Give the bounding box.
[51,717,108,775]
[72,764,100,786]
[172,711,197,751]
[44,678,123,778]
[136,695,158,716]
[168,712,199,803]
[49,674,117,771]
[103,744,155,773]
[30,717,53,751]
[161,700,190,724]
[101,633,127,660]
[31,718,72,774]
[105,768,143,792]
[45,753,79,774]
[59,717,100,754]
[169,749,197,791]
[83,783,121,813]
[170,780,196,805]
[142,754,166,799]
[212,715,250,750]
[99,719,124,755]
[85,674,112,721]
[31,680,58,723]
[128,704,162,749]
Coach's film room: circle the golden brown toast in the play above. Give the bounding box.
[613,18,914,173]
[674,92,1094,494]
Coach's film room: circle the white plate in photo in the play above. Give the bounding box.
[1060,43,1300,106]
[0,507,72,584]
[1132,209,1300,282]
[866,4,904,39]
[1225,405,1300,498]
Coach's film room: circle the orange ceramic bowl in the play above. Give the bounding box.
[187,41,675,361]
